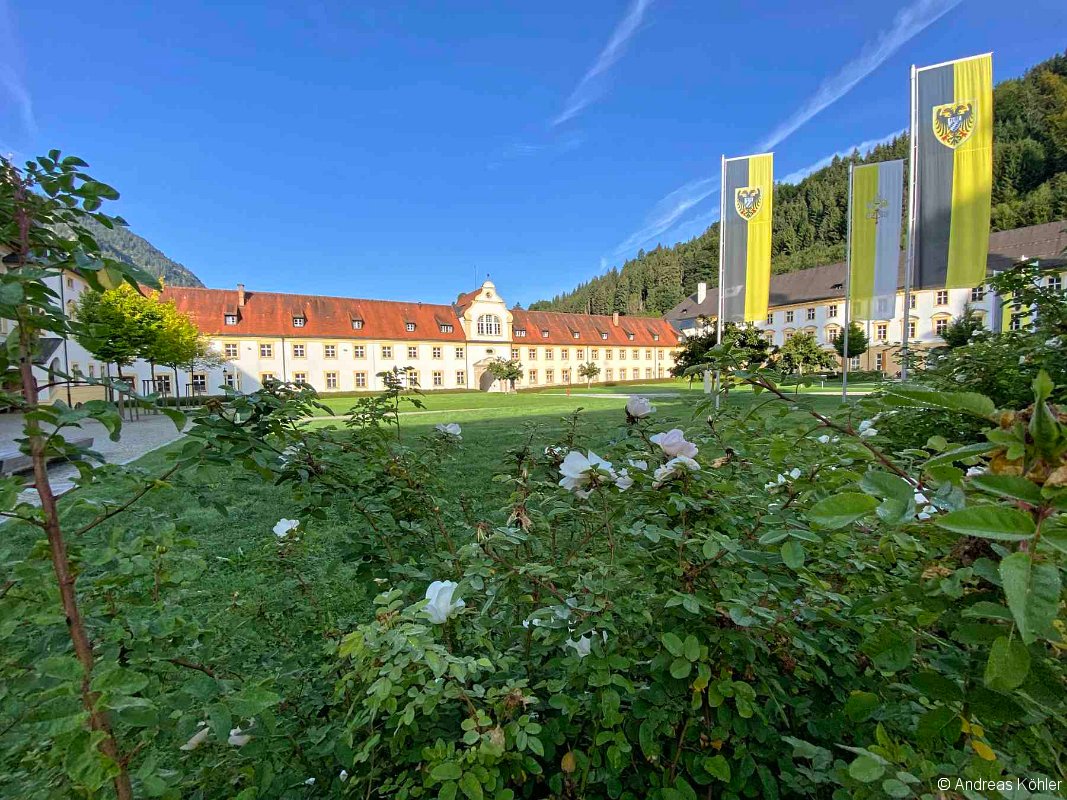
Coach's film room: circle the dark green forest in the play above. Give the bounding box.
[84,217,204,287]
[531,51,1067,316]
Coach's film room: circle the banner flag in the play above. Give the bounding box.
[913,53,993,289]
[849,159,904,320]
[720,152,773,322]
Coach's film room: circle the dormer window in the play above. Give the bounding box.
[405,322,416,332]
[652,333,660,341]
[600,332,608,340]
[351,319,364,330]
[439,323,453,333]
[293,316,306,327]
[571,331,580,339]
[541,329,550,338]
[514,328,526,337]
[626,332,635,341]
[224,313,238,326]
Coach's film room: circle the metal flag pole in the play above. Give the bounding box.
[714,154,726,409]
[901,64,919,381]
[842,162,854,399]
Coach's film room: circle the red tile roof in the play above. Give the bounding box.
[161,287,467,341]
[511,309,680,347]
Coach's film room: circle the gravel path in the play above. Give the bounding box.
[0,413,187,506]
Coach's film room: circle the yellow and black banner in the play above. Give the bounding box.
[721,152,773,321]
[913,53,993,289]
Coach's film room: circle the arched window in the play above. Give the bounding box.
[477,314,501,336]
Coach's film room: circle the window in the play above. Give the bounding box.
[293,372,307,384]
[354,371,367,388]
[561,349,569,360]
[225,314,238,326]
[224,343,239,358]
[632,348,640,359]
[352,318,364,330]
[627,332,635,341]
[293,316,306,327]
[405,322,416,332]
[1009,309,1022,331]
[382,345,393,359]
[527,348,537,360]
[563,368,573,383]
[407,346,418,359]
[224,372,237,389]
[652,333,660,341]
[1049,275,1063,291]
[260,372,275,383]
[971,286,986,302]
[325,372,338,390]
[544,348,554,360]
[477,314,502,336]
[354,345,365,358]
[70,362,81,378]
[876,324,888,341]
[935,317,949,336]
[785,310,795,323]
[66,276,74,289]
[572,331,581,339]
[645,349,652,360]
[541,329,550,339]
[591,348,599,359]
[908,321,917,338]
[324,344,337,359]
[600,332,608,340]
[292,343,306,358]
[259,343,273,358]
[827,326,840,342]
[909,294,916,309]
[511,348,520,359]
[66,299,77,319]
[88,364,96,378]
[766,312,774,324]
[849,355,860,369]
[645,368,653,379]
[876,353,885,371]
[514,328,526,337]
[935,290,949,305]
[618,368,626,380]
[408,370,420,387]
[439,323,453,333]
[576,348,585,359]
[806,307,816,321]
[605,349,613,360]
[528,369,537,385]
[546,369,554,383]
[618,348,625,360]
[432,346,443,359]
[432,370,443,387]
[605,368,613,381]
[455,347,464,359]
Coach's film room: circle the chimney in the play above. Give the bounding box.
[697,282,707,304]
[612,311,620,326]
[237,283,246,307]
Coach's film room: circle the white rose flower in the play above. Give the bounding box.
[273,518,300,539]
[965,465,987,477]
[423,580,465,624]
[650,429,698,459]
[625,396,655,419]
[565,630,608,658]
[652,455,700,488]
[179,722,210,751]
[614,468,634,491]
[304,777,316,786]
[559,450,616,497]
[857,420,878,438]
[435,422,462,440]
[339,770,349,783]
[816,434,839,444]
[627,458,648,471]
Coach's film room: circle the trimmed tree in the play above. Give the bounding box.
[486,358,524,392]
[775,332,838,375]
[578,361,601,387]
[833,322,870,361]
[74,284,163,383]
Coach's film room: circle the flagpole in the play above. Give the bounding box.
[842,162,854,400]
[901,64,918,381]
[714,154,726,409]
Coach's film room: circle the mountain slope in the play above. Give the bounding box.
[86,218,204,287]
[531,50,1067,316]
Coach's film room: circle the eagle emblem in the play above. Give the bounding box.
[932,100,976,148]
[734,187,762,220]
[866,196,889,223]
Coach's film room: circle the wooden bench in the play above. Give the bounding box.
[0,437,95,476]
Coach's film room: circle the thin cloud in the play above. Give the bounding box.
[612,176,718,257]
[0,1,33,137]
[553,0,653,126]
[779,128,906,184]
[758,0,961,151]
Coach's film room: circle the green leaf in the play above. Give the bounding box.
[843,691,879,722]
[160,406,187,432]
[670,658,692,679]
[703,754,731,782]
[859,471,914,503]
[935,507,1035,541]
[910,671,962,702]
[458,772,483,800]
[661,632,684,657]
[983,636,1031,691]
[807,492,879,529]
[1000,552,1061,644]
[438,782,458,800]
[39,655,82,681]
[780,540,805,569]
[682,635,699,662]
[886,387,996,420]
[968,475,1043,505]
[431,763,462,782]
[92,668,149,696]
[861,629,915,673]
[925,442,996,469]
[882,778,911,798]
[848,755,885,783]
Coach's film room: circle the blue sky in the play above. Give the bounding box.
[2,1,1064,307]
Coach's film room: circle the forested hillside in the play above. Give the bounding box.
[84,218,204,287]
[532,50,1067,315]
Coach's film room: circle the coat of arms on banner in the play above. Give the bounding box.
[865,196,889,222]
[734,187,762,220]
[932,101,976,148]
